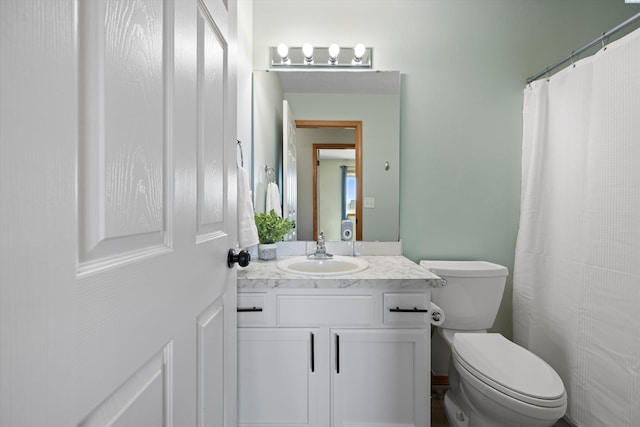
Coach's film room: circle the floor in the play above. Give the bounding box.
[430,383,451,427]
[431,384,574,427]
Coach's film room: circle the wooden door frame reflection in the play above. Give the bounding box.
[297,120,362,241]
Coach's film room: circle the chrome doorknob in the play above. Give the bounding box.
[227,249,251,268]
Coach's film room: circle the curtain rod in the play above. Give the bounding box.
[526,11,640,84]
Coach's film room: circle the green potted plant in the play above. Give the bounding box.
[254,210,295,260]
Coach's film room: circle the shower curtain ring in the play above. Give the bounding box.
[570,51,576,68]
[601,32,608,50]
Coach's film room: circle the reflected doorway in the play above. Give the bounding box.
[296,120,362,241]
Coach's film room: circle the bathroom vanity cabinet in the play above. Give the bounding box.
[236,256,444,427]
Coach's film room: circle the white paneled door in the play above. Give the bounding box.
[282,100,297,240]
[0,0,238,426]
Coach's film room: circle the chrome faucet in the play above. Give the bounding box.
[310,232,333,259]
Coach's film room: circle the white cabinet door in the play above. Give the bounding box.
[238,328,319,427]
[0,0,237,426]
[331,329,429,427]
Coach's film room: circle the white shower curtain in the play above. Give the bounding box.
[514,27,640,426]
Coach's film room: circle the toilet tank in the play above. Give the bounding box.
[420,261,509,331]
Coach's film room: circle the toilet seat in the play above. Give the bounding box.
[451,333,566,408]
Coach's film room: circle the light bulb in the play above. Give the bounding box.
[302,43,314,59]
[277,43,289,63]
[328,43,340,64]
[302,43,314,64]
[353,43,366,60]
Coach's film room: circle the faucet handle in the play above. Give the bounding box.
[309,232,332,259]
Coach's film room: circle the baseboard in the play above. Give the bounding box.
[431,372,449,386]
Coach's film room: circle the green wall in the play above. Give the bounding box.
[251,0,640,373]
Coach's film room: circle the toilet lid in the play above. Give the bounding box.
[419,260,508,277]
[452,333,566,407]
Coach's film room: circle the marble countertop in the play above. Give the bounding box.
[237,255,445,289]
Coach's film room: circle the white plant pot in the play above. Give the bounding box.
[258,243,277,260]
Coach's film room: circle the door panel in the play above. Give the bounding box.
[282,100,297,240]
[197,2,227,239]
[197,300,225,427]
[78,0,170,272]
[0,0,237,425]
[79,345,172,427]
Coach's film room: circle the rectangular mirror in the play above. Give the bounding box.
[252,70,401,242]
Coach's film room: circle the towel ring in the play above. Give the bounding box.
[237,140,244,167]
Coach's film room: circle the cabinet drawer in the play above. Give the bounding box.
[383,293,429,326]
[237,293,268,325]
[277,295,373,326]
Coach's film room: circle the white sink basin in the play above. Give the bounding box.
[277,255,369,276]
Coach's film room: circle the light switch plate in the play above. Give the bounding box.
[364,197,375,208]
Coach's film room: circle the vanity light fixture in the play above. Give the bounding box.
[270,44,372,69]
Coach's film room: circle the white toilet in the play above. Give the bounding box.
[421,260,567,427]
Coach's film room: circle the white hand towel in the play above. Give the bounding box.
[237,166,259,248]
[266,182,282,217]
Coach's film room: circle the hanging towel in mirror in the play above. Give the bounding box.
[237,166,259,248]
[266,182,282,217]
